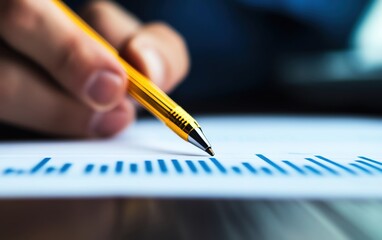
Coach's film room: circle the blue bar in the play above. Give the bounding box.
[356,160,382,173]
[3,168,15,175]
[282,161,305,175]
[3,169,25,175]
[256,154,288,175]
[242,162,257,174]
[100,165,108,174]
[304,165,322,175]
[185,160,198,174]
[158,160,168,173]
[315,156,356,175]
[210,158,227,174]
[198,160,212,174]
[144,161,153,174]
[115,161,123,174]
[45,167,55,174]
[130,163,138,174]
[84,164,94,174]
[231,166,242,174]
[261,167,272,175]
[305,158,338,175]
[171,159,183,173]
[30,158,51,174]
[358,156,382,166]
[349,163,373,175]
[59,163,72,174]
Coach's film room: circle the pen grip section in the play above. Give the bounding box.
[123,61,199,140]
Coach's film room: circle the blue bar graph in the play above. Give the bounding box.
[349,163,373,175]
[304,166,322,175]
[231,166,242,174]
[256,154,288,175]
[130,163,138,174]
[242,162,257,174]
[144,161,153,174]
[100,165,108,174]
[283,160,306,175]
[3,154,382,177]
[115,161,123,174]
[171,160,183,173]
[358,156,382,166]
[198,160,212,174]
[3,168,25,175]
[60,164,72,174]
[261,167,273,175]
[186,160,198,174]
[158,160,168,174]
[210,158,227,174]
[305,158,338,175]
[3,168,14,175]
[315,156,357,175]
[85,164,94,174]
[45,167,55,174]
[30,158,51,174]
[356,160,382,173]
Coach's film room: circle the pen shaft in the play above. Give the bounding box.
[55,1,198,140]
[120,58,199,140]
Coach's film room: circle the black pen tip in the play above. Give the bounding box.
[206,147,215,156]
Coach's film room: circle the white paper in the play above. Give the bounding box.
[1,115,382,199]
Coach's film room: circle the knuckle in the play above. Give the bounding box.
[148,22,175,38]
[54,35,81,73]
[148,22,190,79]
[150,22,186,43]
[85,0,110,15]
[53,35,90,87]
[82,1,107,24]
[0,0,40,38]
[53,32,107,92]
[148,22,189,58]
[149,21,172,31]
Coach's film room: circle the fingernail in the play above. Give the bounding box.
[85,71,125,109]
[90,108,130,137]
[141,48,165,87]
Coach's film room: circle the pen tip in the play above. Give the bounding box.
[206,147,215,156]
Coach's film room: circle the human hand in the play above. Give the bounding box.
[0,0,189,138]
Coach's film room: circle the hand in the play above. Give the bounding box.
[0,0,189,137]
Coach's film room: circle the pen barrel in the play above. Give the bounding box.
[53,1,200,141]
[121,61,200,140]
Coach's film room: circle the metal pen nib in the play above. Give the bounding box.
[187,127,215,156]
[206,147,215,156]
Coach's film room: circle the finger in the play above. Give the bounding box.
[81,1,189,92]
[0,0,127,111]
[81,0,141,50]
[0,45,134,137]
[126,23,190,92]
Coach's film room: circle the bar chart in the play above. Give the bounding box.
[2,154,382,177]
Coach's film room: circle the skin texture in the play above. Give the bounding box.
[0,0,189,239]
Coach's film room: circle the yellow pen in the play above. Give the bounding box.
[54,1,214,156]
